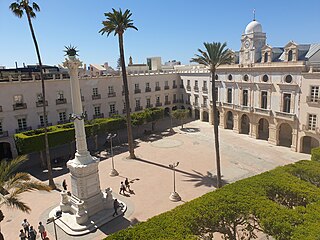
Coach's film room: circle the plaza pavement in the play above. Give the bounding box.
[1,120,310,240]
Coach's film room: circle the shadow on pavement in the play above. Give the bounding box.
[98,217,140,236]
[139,129,177,143]
[180,127,200,133]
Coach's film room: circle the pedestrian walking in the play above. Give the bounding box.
[119,181,126,194]
[29,226,37,240]
[21,219,30,238]
[125,178,131,192]
[19,229,26,240]
[112,199,119,216]
[62,179,67,191]
[38,222,46,240]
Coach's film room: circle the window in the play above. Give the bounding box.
[18,118,27,130]
[146,82,150,88]
[135,83,139,90]
[242,89,248,106]
[228,74,233,81]
[108,86,114,94]
[261,91,268,109]
[288,50,293,61]
[283,93,291,113]
[94,106,101,115]
[203,81,207,89]
[187,80,190,86]
[310,86,319,102]
[156,96,160,104]
[180,79,183,86]
[227,88,232,103]
[165,81,168,87]
[57,91,64,99]
[262,74,269,82]
[173,80,176,86]
[195,96,199,105]
[195,80,198,87]
[39,115,48,126]
[181,94,184,101]
[264,52,268,63]
[146,98,151,107]
[110,104,116,113]
[173,94,177,101]
[0,121,3,133]
[14,95,23,103]
[93,88,99,96]
[59,112,67,122]
[285,75,293,83]
[165,95,169,102]
[308,114,317,131]
[156,82,160,87]
[243,74,249,81]
[37,93,43,102]
[203,97,207,106]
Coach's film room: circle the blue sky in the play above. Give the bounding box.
[1,0,320,68]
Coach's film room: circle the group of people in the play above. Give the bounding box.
[119,178,131,195]
[19,219,47,240]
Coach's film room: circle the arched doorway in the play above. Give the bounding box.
[240,114,250,134]
[202,111,209,122]
[164,107,170,116]
[0,142,12,160]
[226,111,233,130]
[258,118,269,140]
[172,106,177,111]
[194,109,200,120]
[180,105,185,109]
[188,107,192,117]
[279,123,292,147]
[301,136,319,154]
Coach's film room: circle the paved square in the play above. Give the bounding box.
[1,120,310,240]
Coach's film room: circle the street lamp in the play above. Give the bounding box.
[106,133,118,176]
[47,210,62,240]
[168,162,181,201]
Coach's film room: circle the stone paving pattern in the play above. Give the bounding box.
[1,120,310,240]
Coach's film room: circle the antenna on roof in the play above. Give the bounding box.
[253,9,256,21]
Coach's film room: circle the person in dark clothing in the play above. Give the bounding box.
[62,179,67,191]
[112,199,119,217]
[119,181,126,194]
[29,226,37,240]
[125,178,131,192]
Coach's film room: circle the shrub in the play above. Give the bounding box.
[311,147,320,162]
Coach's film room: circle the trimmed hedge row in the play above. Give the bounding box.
[311,147,320,162]
[14,108,163,154]
[105,160,320,240]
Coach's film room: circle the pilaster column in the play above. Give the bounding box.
[200,108,204,121]
[291,91,295,114]
[233,113,240,133]
[220,111,225,128]
[209,107,214,125]
[268,124,278,145]
[250,122,258,139]
[291,128,298,151]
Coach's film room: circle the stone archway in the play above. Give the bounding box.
[301,136,319,154]
[0,142,13,160]
[202,111,209,122]
[194,109,200,120]
[226,111,233,130]
[240,114,250,134]
[172,106,177,111]
[258,118,269,140]
[164,107,170,116]
[188,107,192,117]
[279,123,293,148]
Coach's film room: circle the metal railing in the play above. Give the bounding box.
[13,103,27,110]
[56,98,67,105]
[92,94,101,100]
[36,100,48,107]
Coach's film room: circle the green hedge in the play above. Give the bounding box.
[311,147,320,162]
[105,160,320,240]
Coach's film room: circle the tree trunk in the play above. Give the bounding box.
[118,33,135,159]
[211,70,222,188]
[26,9,55,189]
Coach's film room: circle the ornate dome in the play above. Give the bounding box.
[245,20,262,34]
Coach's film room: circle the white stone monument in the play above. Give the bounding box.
[49,49,126,236]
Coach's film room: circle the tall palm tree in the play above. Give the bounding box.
[99,8,138,159]
[0,156,51,238]
[9,0,55,188]
[191,42,233,188]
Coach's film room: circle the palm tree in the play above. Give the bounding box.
[9,0,55,188]
[99,8,138,159]
[0,156,51,238]
[191,42,233,188]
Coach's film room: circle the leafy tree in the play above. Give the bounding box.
[144,108,164,131]
[100,8,138,159]
[9,0,55,188]
[191,42,233,188]
[171,109,189,129]
[0,156,50,238]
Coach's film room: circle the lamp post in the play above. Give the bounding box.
[168,162,181,201]
[47,210,62,240]
[106,133,118,176]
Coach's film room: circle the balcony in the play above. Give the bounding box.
[222,102,234,109]
[145,87,151,92]
[0,131,9,138]
[185,100,191,105]
[135,106,143,112]
[202,87,208,94]
[306,96,320,106]
[108,92,116,98]
[134,89,141,94]
[235,105,253,112]
[57,119,70,125]
[109,111,119,117]
[13,103,27,110]
[36,100,48,107]
[274,111,296,121]
[172,85,177,89]
[194,86,199,92]
[164,86,170,90]
[145,104,153,109]
[186,86,191,91]
[302,125,320,134]
[193,102,199,107]
[165,101,171,105]
[155,86,161,91]
[254,107,272,116]
[155,102,162,107]
[92,94,101,100]
[93,113,104,119]
[56,98,67,105]
[15,126,32,133]
[38,123,53,128]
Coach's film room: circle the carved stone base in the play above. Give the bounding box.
[169,191,181,202]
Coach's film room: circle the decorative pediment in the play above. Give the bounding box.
[284,41,298,49]
[261,44,272,51]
